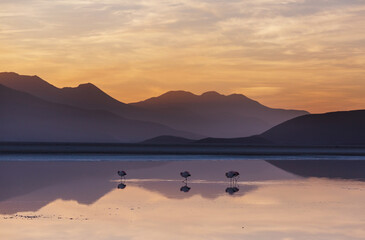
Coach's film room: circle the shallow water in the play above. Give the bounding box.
[0,158,364,240]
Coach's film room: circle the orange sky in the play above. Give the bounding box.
[0,0,364,113]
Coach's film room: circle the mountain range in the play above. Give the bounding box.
[130,90,308,137]
[0,72,308,142]
[0,84,197,142]
[186,110,365,146]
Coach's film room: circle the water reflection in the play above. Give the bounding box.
[180,183,191,193]
[267,160,365,180]
[225,186,239,195]
[0,159,364,240]
[117,183,127,190]
[225,179,240,195]
[117,170,127,190]
[225,170,240,195]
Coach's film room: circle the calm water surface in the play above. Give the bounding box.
[0,157,364,240]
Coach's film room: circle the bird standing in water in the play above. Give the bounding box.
[117,170,127,180]
[225,171,240,195]
[225,171,239,182]
[180,171,191,182]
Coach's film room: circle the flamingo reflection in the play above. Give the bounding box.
[225,186,239,195]
[117,170,127,190]
[225,171,240,195]
[118,183,127,189]
[180,184,191,193]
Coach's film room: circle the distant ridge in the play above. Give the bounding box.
[142,135,195,144]
[131,90,309,138]
[196,135,272,145]
[0,72,308,139]
[261,110,365,146]
[197,110,365,146]
[0,72,132,112]
[0,84,199,142]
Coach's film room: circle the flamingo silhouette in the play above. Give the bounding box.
[117,170,127,190]
[180,171,191,182]
[225,171,240,195]
[117,170,127,180]
[225,171,239,182]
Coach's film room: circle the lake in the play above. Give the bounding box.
[0,157,365,240]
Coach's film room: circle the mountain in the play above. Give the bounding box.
[196,135,272,145]
[0,84,198,142]
[200,110,365,146]
[0,72,133,113]
[0,72,308,138]
[260,110,365,146]
[142,135,195,144]
[131,91,309,138]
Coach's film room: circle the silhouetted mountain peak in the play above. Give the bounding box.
[227,93,250,100]
[138,90,255,105]
[200,91,222,97]
[142,135,194,144]
[0,83,200,142]
[160,90,196,99]
[0,72,51,85]
[62,83,100,91]
[0,72,20,77]
[0,72,57,89]
[135,91,198,105]
[199,91,257,104]
[78,83,98,89]
[0,72,309,139]
[0,72,132,111]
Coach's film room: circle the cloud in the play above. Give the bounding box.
[0,0,364,112]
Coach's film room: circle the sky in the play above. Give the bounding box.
[0,0,364,113]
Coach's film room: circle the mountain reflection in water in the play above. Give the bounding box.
[0,159,364,240]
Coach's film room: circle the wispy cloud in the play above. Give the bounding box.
[0,0,364,112]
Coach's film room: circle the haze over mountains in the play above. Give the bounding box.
[0,72,134,113]
[0,84,196,142]
[0,72,308,142]
[131,91,308,137]
[1,72,365,145]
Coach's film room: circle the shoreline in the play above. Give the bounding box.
[1,143,365,156]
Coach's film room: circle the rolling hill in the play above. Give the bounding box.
[260,110,365,146]
[197,110,365,146]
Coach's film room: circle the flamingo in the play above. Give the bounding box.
[180,171,191,182]
[225,171,240,195]
[117,170,127,180]
[225,171,239,181]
